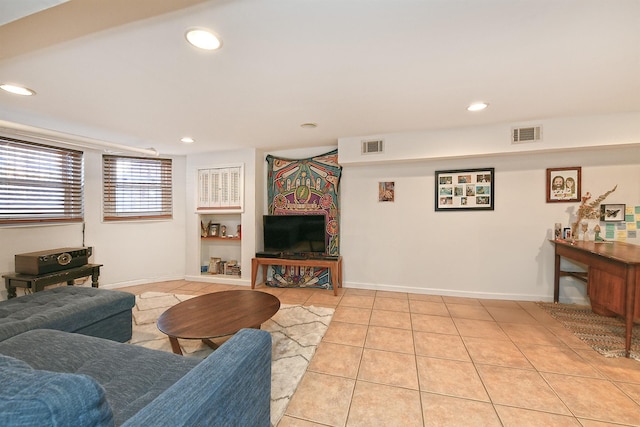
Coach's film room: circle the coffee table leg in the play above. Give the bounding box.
[168,337,183,355]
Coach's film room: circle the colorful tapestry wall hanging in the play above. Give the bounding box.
[266,149,342,289]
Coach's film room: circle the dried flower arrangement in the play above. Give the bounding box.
[571,185,617,238]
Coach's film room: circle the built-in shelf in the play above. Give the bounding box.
[200,273,241,277]
[199,210,242,280]
[200,236,241,241]
[196,164,245,282]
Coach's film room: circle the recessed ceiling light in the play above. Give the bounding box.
[0,83,36,96]
[300,123,318,129]
[180,137,195,144]
[185,29,222,50]
[467,102,488,112]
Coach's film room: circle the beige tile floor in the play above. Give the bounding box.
[118,280,640,427]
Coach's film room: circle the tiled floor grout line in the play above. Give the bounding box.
[345,314,368,427]
[408,312,426,427]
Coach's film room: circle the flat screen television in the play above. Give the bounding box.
[263,214,326,255]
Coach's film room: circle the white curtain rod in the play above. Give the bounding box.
[0,120,159,157]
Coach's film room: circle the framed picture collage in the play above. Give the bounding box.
[435,168,495,211]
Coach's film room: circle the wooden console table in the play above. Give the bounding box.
[3,263,103,299]
[551,240,640,357]
[251,256,342,296]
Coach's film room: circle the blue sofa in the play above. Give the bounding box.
[0,328,272,426]
[0,286,135,343]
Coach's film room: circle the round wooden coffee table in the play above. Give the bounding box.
[157,290,280,355]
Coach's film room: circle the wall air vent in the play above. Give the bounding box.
[361,139,384,154]
[512,126,542,143]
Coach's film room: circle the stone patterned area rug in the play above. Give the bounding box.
[537,302,640,360]
[130,292,334,426]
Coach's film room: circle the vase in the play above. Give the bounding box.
[578,220,601,241]
[581,222,589,241]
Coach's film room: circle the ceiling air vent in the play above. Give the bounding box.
[361,139,384,154]
[512,126,542,143]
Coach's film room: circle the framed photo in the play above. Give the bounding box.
[209,223,220,237]
[546,167,581,203]
[208,257,222,274]
[600,204,625,222]
[379,181,395,202]
[435,168,494,211]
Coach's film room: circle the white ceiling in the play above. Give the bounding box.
[0,0,638,156]
[0,0,69,26]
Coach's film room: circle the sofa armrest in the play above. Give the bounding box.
[122,328,271,427]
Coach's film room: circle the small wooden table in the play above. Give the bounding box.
[156,290,280,355]
[3,264,103,299]
[551,239,640,357]
[251,256,343,296]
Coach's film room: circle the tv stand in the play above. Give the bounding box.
[251,256,342,296]
[285,254,307,260]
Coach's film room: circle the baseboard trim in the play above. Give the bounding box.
[342,280,589,304]
[102,276,589,305]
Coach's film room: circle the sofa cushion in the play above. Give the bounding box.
[0,354,114,427]
[0,286,135,342]
[0,329,200,426]
[122,328,272,427]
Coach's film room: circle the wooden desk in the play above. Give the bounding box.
[3,264,103,299]
[251,256,342,296]
[551,240,640,357]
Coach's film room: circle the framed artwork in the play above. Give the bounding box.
[209,223,220,237]
[435,168,494,211]
[600,204,625,222]
[546,167,581,203]
[208,257,222,274]
[379,181,395,202]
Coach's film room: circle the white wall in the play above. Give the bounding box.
[84,150,188,288]
[245,115,640,304]
[0,149,187,299]
[338,112,640,165]
[338,140,639,304]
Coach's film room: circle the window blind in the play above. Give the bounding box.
[0,136,84,224]
[103,155,172,221]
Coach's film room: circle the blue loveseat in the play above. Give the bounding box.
[0,286,135,343]
[0,328,272,426]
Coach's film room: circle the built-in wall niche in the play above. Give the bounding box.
[199,213,242,277]
[195,164,245,281]
[197,164,243,212]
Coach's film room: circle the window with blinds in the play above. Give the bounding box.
[103,155,172,221]
[0,136,84,225]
